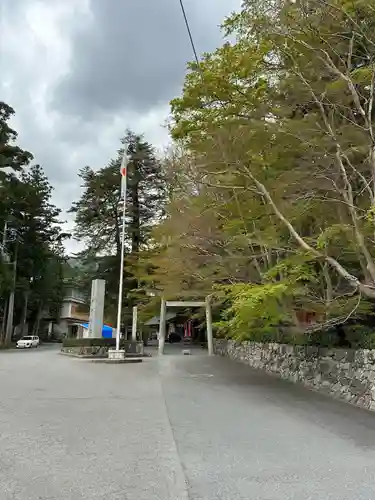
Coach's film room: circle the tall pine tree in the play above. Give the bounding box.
[1,103,67,344]
[70,130,166,326]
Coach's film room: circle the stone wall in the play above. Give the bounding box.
[61,341,145,358]
[214,339,375,411]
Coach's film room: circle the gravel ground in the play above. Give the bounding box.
[0,344,374,499]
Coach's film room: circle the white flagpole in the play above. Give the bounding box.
[115,151,128,351]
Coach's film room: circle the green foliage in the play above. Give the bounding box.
[144,0,375,349]
[63,338,117,347]
[70,130,166,326]
[70,130,165,254]
[62,338,141,348]
[344,325,375,350]
[214,283,295,342]
[1,103,67,344]
[0,101,33,175]
[316,225,354,250]
[351,66,375,85]
[264,254,318,284]
[170,40,272,143]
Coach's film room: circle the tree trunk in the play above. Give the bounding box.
[32,304,43,336]
[20,290,29,333]
[0,298,8,343]
[5,289,15,345]
[4,244,18,346]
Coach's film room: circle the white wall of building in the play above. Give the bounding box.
[60,302,71,319]
[54,319,68,336]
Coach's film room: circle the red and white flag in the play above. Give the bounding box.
[120,151,127,198]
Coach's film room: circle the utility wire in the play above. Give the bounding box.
[178,0,202,73]
[177,0,255,260]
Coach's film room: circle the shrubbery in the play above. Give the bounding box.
[62,338,116,348]
[62,338,144,349]
[213,284,375,349]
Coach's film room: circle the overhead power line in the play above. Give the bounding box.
[178,0,201,71]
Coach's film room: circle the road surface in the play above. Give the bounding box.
[0,344,374,499]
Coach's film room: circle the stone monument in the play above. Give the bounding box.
[86,279,106,338]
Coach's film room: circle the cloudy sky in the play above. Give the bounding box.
[1,0,241,253]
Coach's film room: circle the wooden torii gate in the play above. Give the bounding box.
[158,297,214,356]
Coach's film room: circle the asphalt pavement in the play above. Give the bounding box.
[0,344,374,499]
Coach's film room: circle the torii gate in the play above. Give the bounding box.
[158,297,214,355]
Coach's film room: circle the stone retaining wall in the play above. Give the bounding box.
[61,341,144,358]
[214,339,375,411]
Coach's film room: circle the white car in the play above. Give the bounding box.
[16,336,40,349]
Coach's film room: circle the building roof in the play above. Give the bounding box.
[144,312,176,326]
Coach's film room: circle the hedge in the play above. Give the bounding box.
[62,338,145,348]
[62,338,117,348]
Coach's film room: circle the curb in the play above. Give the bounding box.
[90,358,143,364]
[59,352,148,361]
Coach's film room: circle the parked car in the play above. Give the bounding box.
[16,336,40,349]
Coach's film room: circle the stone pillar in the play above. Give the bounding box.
[88,279,106,338]
[48,321,53,339]
[205,296,214,356]
[132,306,137,341]
[158,299,167,355]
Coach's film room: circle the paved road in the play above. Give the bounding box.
[1,344,374,500]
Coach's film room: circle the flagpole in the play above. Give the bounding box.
[115,151,128,352]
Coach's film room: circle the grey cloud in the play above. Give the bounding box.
[7,105,84,211]
[2,0,28,14]
[52,0,240,120]
[1,0,241,253]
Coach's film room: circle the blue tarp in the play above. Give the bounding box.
[81,323,113,338]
